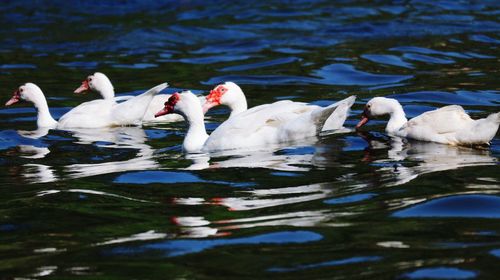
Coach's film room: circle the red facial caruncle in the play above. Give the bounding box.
[202,84,227,114]
[155,92,180,117]
[206,84,227,106]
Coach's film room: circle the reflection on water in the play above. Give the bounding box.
[268,256,382,273]
[108,230,322,257]
[401,267,477,279]
[23,163,57,183]
[9,126,162,183]
[361,134,497,186]
[393,194,500,218]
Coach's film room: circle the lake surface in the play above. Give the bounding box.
[1,0,499,278]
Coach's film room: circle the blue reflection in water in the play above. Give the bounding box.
[402,53,455,64]
[219,57,300,72]
[313,63,413,86]
[0,130,46,151]
[389,46,471,59]
[393,195,500,218]
[278,146,315,156]
[402,267,477,279]
[469,34,500,44]
[268,256,382,272]
[389,91,498,106]
[490,249,500,258]
[0,224,17,232]
[270,171,303,177]
[324,193,376,205]
[109,231,322,257]
[361,54,414,69]
[114,171,255,187]
[0,64,37,69]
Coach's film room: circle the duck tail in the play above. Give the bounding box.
[314,95,356,133]
[486,112,500,123]
[113,82,169,125]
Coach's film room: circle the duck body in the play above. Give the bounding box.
[57,99,115,128]
[357,97,500,146]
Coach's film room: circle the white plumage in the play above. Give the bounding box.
[357,97,500,145]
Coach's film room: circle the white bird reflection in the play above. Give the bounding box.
[63,126,159,179]
[169,183,355,238]
[18,127,51,139]
[183,135,345,171]
[184,151,314,171]
[19,126,160,183]
[23,163,58,183]
[173,183,334,211]
[18,145,50,159]
[360,133,497,186]
[170,210,352,239]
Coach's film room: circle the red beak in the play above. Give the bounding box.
[156,93,180,117]
[154,107,171,118]
[5,90,20,106]
[355,115,369,130]
[202,100,217,114]
[74,80,90,94]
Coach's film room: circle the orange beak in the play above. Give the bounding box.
[74,80,90,94]
[355,108,370,130]
[5,89,20,106]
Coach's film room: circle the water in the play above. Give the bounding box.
[1,0,499,278]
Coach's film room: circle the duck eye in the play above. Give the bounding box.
[20,88,24,92]
[88,78,92,82]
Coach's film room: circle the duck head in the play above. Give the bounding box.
[74,72,114,99]
[356,97,400,129]
[202,82,246,114]
[5,83,44,106]
[155,92,181,117]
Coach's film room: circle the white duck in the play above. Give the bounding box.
[202,81,351,131]
[155,91,356,153]
[74,72,202,123]
[5,82,167,129]
[356,97,500,146]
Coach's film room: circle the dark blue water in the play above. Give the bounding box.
[0,1,499,278]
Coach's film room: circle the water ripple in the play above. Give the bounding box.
[392,194,500,218]
[268,256,382,273]
[401,267,477,279]
[108,230,322,257]
[312,63,413,86]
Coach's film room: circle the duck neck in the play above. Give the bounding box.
[385,102,408,135]
[229,97,247,118]
[99,87,115,100]
[33,96,57,128]
[227,90,248,118]
[182,108,209,153]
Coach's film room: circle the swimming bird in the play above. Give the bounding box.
[74,72,203,123]
[6,82,168,129]
[356,97,500,146]
[155,90,356,153]
[202,81,352,131]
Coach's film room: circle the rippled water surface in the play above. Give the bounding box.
[1,1,499,279]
